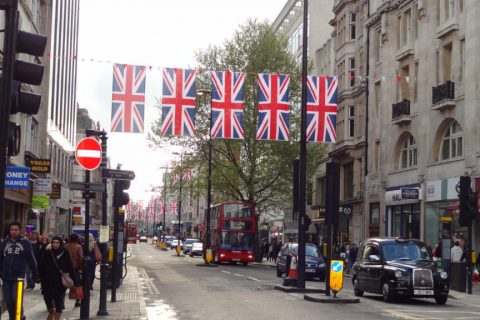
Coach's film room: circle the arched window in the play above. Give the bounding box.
[440,121,463,160]
[401,135,417,168]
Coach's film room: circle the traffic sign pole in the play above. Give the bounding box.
[80,170,91,320]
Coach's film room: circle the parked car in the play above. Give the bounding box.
[171,239,183,249]
[190,242,203,257]
[276,242,326,281]
[139,235,147,243]
[351,237,449,304]
[183,238,199,254]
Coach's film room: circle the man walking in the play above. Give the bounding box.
[0,221,39,319]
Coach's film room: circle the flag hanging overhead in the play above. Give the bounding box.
[211,71,246,139]
[306,76,338,142]
[161,68,196,136]
[111,64,146,133]
[256,73,290,141]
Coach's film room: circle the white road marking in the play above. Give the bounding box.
[138,267,159,295]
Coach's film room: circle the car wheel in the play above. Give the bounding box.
[276,267,282,277]
[382,282,395,303]
[353,278,364,297]
[434,295,448,305]
[243,262,248,267]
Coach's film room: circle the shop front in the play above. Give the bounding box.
[384,184,422,239]
[425,177,468,250]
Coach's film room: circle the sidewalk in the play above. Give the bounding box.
[5,265,147,320]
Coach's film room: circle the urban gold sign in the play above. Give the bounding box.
[28,159,51,173]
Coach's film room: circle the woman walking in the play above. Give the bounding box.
[39,236,74,320]
[87,233,102,290]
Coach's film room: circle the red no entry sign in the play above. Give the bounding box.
[75,137,102,170]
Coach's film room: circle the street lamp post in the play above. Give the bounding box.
[173,152,191,246]
[197,89,212,262]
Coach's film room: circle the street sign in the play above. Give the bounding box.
[102,168,135,180]
[75,137,102,170]
[329,260,344,294]
[69,182,105,192]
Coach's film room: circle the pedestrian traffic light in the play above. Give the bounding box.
[10,29,47,115]
[113,180,130,207]
[7,121,20,156]
[459,176,471,226]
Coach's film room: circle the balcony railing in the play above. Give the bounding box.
[432,81,455,105]
[392,99,410,119]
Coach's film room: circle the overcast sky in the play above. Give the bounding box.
[76,0,286,202]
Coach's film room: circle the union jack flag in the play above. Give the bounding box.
[111,64,146,133]
[171,202,178,216]
[256,73,290,141]
[161,68,196,136]
[211,71,246,139]
[306,76,337,142]
[182,168,191,181]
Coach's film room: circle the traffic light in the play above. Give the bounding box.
[467,191,478,219]
[459,176,472,226]
[10,28,47,115]
[113,180,130,207]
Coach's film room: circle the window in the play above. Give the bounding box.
[443,42,452,82]
[459,39,465,82]
[400,65,410,100]
[349,58,355,87]
[441,121,463,160]
[349,12,356,40]
[369,203,380,237]
[374,29,381,62]
[348,106,355,138]
[401,9,411,46]
[401,134,417,168]
[343,162,354,199]
[337,60,345,91]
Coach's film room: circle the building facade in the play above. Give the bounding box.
[42,0,80,235]
[364,0,480,249]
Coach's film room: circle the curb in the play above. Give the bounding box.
[304,294,360,303]
[274,284,326,294]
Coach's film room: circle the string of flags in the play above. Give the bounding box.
[111,64,337,143]
[52,52,416,82]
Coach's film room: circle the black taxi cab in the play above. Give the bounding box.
[351,238,449,304]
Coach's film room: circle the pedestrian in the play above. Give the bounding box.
[39,235,50,259]
[349,243,358,269]
[451,241,463,262]
[425,240,433,257]
[39,235,74,320]
[0,221,39,319]
[63,233,83,307]
[87,233,102,290]
[268,241,274,262]
[26,230,41,289]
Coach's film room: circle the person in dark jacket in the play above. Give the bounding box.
[39,235,74,320]
[26,231,41,289]
[0,221,38,320]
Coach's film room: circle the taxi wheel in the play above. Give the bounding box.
[353,278,363,297]
[382,282,395,303]
[434,295,448,305]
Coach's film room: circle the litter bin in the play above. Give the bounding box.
[450,262,466,292]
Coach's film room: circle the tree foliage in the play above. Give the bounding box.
[150,20,327,217]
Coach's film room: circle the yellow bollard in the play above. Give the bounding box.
[205,249,213,264]
[15,278,24,320]
[176,245,181,256]
[108,245,114,263]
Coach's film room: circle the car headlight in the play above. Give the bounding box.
[319,263,326,268]
[394,270,403,279]
[440,271,448,279]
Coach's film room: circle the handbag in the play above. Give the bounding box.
[50,250,75,289]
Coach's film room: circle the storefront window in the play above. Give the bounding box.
[390,203,420,238]
[369,203,380,237]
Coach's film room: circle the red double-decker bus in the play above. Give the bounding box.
[207,202,256,265]
[126,223,138,243]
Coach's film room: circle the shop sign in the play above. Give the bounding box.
[33,179,52,195]
[401,188,419,199]
[385,187,422,206]
[32,194,49,209]
[50,183,61,199]
[5,166,30,189]
[27,159,51,173]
